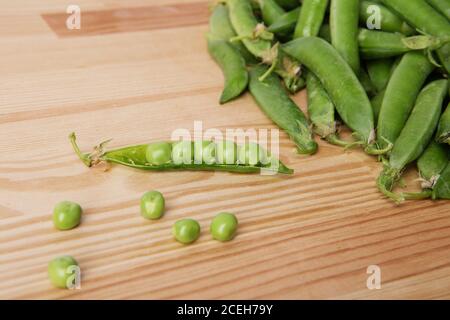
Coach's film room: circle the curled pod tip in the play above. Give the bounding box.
[376,168,404,204]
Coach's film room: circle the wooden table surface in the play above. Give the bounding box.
[1,0,450,300]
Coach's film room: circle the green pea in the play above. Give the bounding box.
[172,219,201,244]
[172,141,194,165]
[140,191,165,220]
[53,201,82,231]
[215,141,238,165]
[210,212,238,242]
[146,142,172,165]
[194,141,216,164]
[238,143,269,166]
[48,256,79,289]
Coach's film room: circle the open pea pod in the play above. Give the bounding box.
[69,133,293,175]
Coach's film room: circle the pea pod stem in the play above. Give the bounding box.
[402,190,433,200]
[258,43,280,82]
[229,23,274,43]
[365,138,393,155]
[69,132,110,167]
[376,170,405,204]
[227,0,273,59]
[258,57,278,82]
[325,134,353,148]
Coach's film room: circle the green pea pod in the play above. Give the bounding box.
[209,4,256,63]
[359,0,415,35]
[249,66,318,155]
[432,162,450,200]
[274,0,299,10]
[402,142,449,200]
[268,7,301,35]
[282,37,376,149]
[294,0,329,39]
[330,0,361,74]
[69,133,293,175]
[358,29,409,59]
[370,89,385,124]
[418,142,449,185]
[306,72,350,147]
[227,0,273,60]
[366,58,394,93]
[358,28,449,60]
[425,0,450,21]
[436,103,450,144]
[377,51,434,150]
[207,35,249,104]
[228,0,302,88]
[389,79,448,170]
[377,79,448,202]
[257,0,286,26]
[380,0,450,74]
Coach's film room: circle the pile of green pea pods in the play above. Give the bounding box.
[207,0,450,203]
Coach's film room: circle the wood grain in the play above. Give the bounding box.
[42,2,209,37]
[1,0,450,300]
